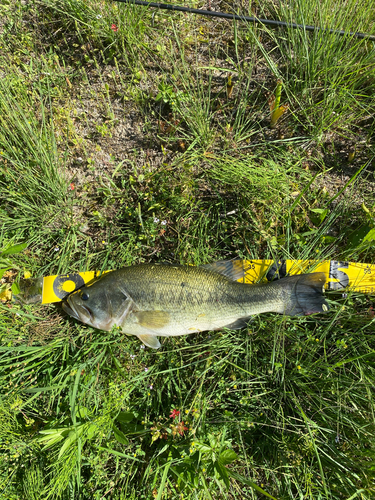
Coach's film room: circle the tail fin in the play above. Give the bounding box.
[277,272,329,316]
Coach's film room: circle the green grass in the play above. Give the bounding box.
[0,0,375,498]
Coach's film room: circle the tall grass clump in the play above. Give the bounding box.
[0,72,67,242]
[245,0,375,139]
[0,61,98,276]
[38,0,153,71]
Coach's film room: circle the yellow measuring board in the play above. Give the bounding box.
[40,260,375,304]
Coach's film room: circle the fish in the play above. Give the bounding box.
[62,261,329,349]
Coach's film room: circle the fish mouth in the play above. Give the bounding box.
[62,296,93,325]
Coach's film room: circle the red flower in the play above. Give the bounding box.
[169,409,180,419]
[178,421,188,435]
[170,421,188,437]
[69,183,75,191]
[111,24,118,32]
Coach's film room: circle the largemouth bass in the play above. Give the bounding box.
[62,262,329,349]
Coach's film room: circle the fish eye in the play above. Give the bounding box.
[81,292,89,301]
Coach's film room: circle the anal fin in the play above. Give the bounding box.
[223,317,252,330]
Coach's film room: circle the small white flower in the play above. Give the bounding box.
[96,14,102,19]
[54,247,60,252]
[130,354,136,359]
[149,385,153,389]
[140,345,145,349]
[144,367,149,372]
[154,217,160,223]
[161,220,167,225]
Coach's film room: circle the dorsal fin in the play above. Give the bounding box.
[201,260,245,281]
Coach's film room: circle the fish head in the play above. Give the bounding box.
[62,278,132,331]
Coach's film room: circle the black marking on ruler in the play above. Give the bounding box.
[52,273,85,300]
[328,261,349,290]
[266,260,287,281]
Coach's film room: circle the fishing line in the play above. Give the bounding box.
[114,0,375,41]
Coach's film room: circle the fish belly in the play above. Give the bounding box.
[120,303,244,338]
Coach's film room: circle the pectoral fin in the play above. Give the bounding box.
[138,333,161,349]
[134,310,170,329]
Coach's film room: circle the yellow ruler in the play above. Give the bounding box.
[38,260,375,304]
